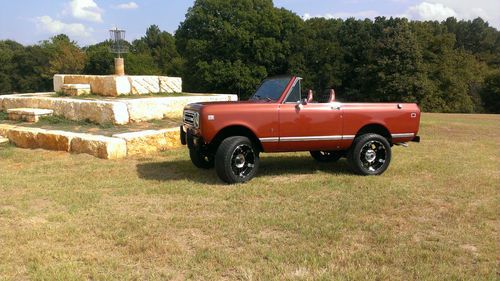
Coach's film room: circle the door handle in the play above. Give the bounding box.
[331,105,341,110]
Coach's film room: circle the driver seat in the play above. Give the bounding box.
[327,89,336,103]
[306,89,314,103]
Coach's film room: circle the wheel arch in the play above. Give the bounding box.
[355,123,392,142]
[210,125,263,152]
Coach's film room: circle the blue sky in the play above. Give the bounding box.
[1,0,498,46]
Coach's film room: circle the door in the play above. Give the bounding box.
[278,79,343,151]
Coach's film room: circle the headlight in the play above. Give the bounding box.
[193,112,200,128]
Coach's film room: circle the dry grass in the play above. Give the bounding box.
[0,113,499,280]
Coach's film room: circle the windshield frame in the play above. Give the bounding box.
[249,76,295,102]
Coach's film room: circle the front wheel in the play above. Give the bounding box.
[310,151,344,162]
[215,136,260,184]
[347,133,391,175]
[189,148,214,169]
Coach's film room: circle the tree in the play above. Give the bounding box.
[133,25,184,76]
[289,18,344,96]
[175,0,302,97]
[41,34,86,77]
[481,73,500,113]
[83,41,115,75]
[0,40,24,94]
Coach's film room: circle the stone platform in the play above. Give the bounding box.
[54,74,182,96]
[0,124,181,159]
[0,92,238,125]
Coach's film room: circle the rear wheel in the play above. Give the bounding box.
[189,148,214,169]
[310,151,344,162]
[348,133,391,175]
[215,136,260,184]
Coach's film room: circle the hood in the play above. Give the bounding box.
[184,100,269,111]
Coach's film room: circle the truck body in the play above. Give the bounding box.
[181,76,420,183]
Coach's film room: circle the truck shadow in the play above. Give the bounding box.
[136,155,354,184]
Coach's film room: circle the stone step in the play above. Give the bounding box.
[61,83,91,96]
[0,136,9,145]
[7,108,54,123]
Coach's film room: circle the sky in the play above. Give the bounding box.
[0,0,499,46]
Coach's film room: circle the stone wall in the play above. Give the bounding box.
[0,124,181,159]
[53,74,183,97]
[0,93,238,125]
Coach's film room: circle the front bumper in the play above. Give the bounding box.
[180,125,204,150]
[411,135,421,143]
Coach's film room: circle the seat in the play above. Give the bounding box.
[306,89,314,103]
[327,89,336,103]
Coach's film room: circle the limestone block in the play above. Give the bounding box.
[61,84,91,96]
[37,130,75,151]
[0,124,17,137]
[159,77,182,93]
[128,76,160,95]
[6,127,44,149]
[123,99,166,122]
[115,76,132,95]
[7,108,53,122]
[113,128,181,156]
[70,134,127,159]
[53,75,66,92]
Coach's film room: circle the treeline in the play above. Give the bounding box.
[1,0,499,113]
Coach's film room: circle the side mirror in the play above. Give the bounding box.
[295,99,308,109]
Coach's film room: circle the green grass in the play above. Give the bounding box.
[0,113,498,280]
[0,111,7,121]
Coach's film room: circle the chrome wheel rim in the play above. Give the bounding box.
[359,140,386,172]
[231,144,255,178]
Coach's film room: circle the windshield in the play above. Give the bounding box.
[250,77,291,101]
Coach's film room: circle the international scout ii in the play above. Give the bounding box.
[181,76,420,184]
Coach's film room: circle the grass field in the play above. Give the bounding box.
[0,113,499,280]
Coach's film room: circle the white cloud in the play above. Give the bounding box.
[35,16,93,37]
[405,2,457,21]
[404,0,500,29]
[66,0,103,22]
[303,10,379,20]
[114,2,139,10]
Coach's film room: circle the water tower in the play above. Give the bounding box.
[109,28,128,76]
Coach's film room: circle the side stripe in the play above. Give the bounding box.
[259,135,355,142]
[391,133,415,138]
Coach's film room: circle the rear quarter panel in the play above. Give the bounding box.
[342,103,421,143]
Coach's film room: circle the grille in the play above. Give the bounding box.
[183,110,196,127]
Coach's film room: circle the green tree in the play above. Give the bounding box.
[133,25,184,76]
[41,34,86,78]
[481,73,500,113]
[83,41,115,75]
[175,0,302,97]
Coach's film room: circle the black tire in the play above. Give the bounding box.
[310,151,344,162]
[347,133,391,175]
[215,136,260,184]
[189,148,214,169]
